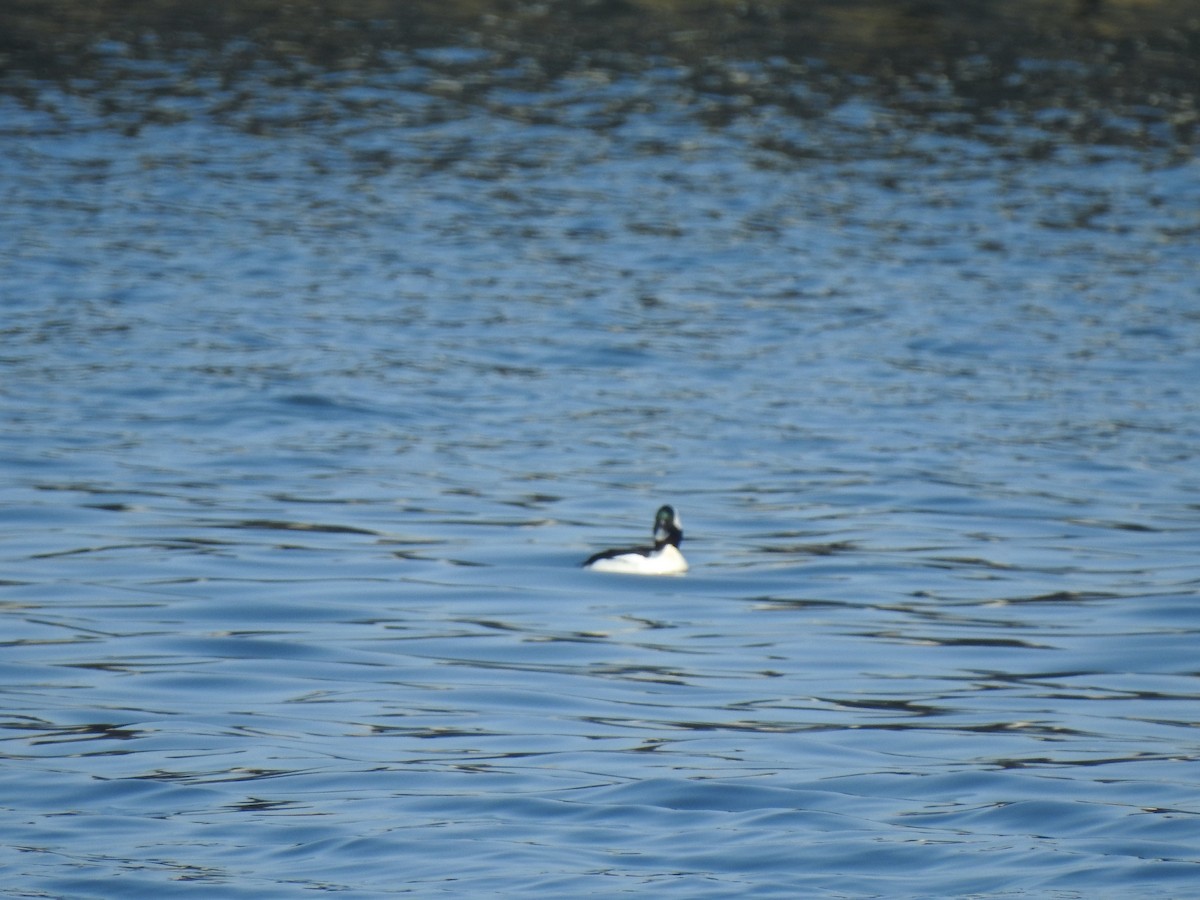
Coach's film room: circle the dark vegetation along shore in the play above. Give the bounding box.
[1,0,1197,153]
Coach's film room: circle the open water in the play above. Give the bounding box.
[2,30,1200,898]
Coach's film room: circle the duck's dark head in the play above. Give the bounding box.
[653,505,683,548]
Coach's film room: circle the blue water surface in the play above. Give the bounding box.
[2,44,1199,898]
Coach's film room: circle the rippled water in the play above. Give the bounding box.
[3,36,1200,898]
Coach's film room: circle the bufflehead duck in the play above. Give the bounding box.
[582,505,688,575]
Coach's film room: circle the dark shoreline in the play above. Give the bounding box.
[4,1,1196,66]
[2,0,1196,151]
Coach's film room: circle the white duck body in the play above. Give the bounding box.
[585,543,688,575]
[582,505,688,575]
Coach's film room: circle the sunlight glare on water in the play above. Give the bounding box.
[2,20,1200,898]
